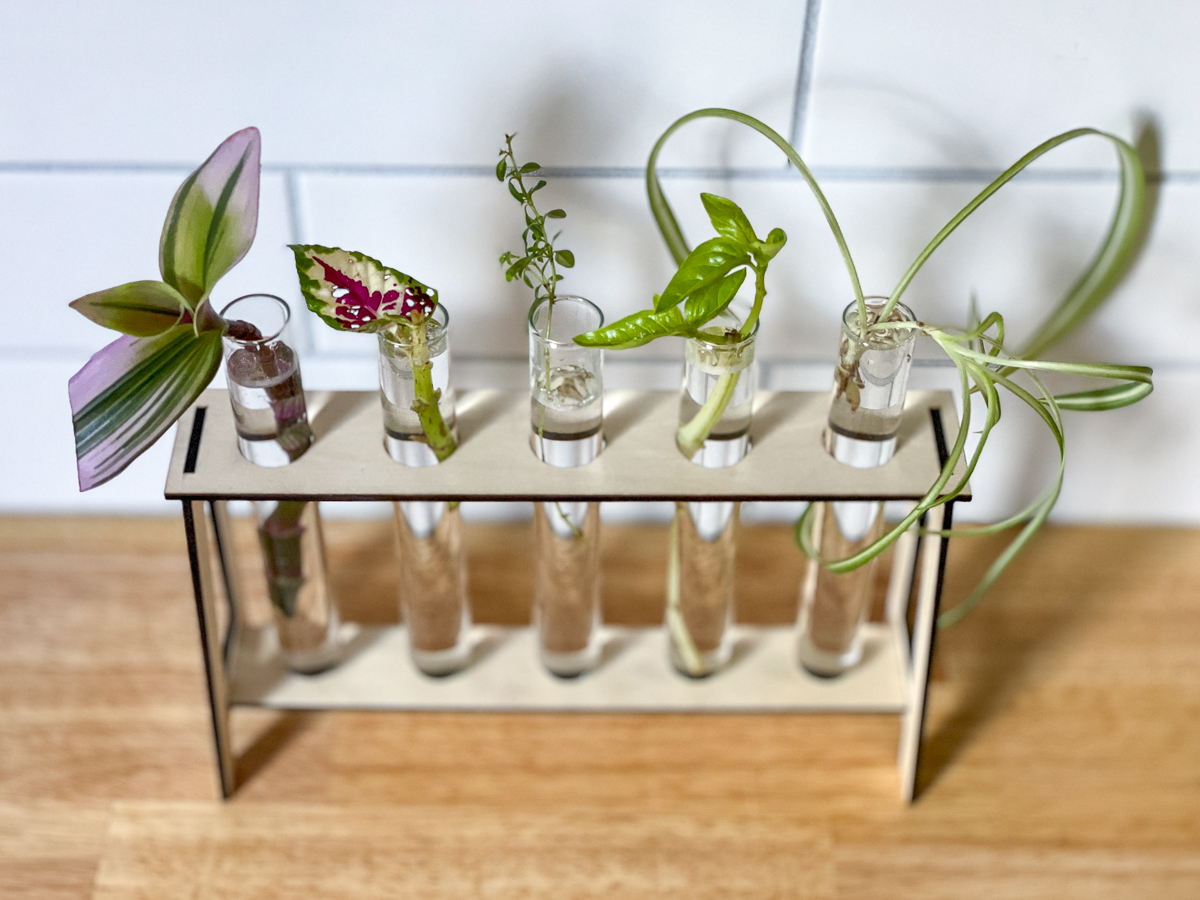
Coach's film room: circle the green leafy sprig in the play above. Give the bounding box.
[644,108,1154,626]
[497,135,575,309]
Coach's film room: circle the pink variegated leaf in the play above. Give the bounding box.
[69,280,190,337]
[290,244,436,333]
[159,127,261,306]
[69,325,223,490]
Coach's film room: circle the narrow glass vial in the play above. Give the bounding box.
[669,316,757,678]
[255,499,340,674]
[377,306,471,676]
[221,294,314,467]
[528,295,604,677]
[799,297,916,677]
[220,294,338,674]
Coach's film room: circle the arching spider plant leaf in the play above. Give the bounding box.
[159,127,261,308]
[291,244,437,333]
[646,108,866,309]
[69,325,224,491]
[69,280,190,337]
[882,127,1146,352]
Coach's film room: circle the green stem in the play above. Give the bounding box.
[665,505,704,676]
[739,262,768,339]
[676,369,740,459]
[405,319,457,463]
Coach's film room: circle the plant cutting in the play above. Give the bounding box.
[66,127,343,673]
[68,127,262,490]
[219,291,339,673]
[291,245,456,462]
[497,135,605,677]
[291,245,470,676]
[642,107,1153,650]
[576,193,787,677]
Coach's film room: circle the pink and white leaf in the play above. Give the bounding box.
[69,325,223,491]
[290,244,436,333]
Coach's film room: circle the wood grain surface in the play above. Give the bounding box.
[2,516,1198,897]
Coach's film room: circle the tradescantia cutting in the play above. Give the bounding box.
[643,108,1154,626]
[68,127,262,490]
[291,245,457,461]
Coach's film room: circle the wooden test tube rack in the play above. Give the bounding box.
[166,389,968,801]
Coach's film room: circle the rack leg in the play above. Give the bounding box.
[182,499,236,798]
[897,502,953,801]
[884,505,920,631]
[209,500,244,670]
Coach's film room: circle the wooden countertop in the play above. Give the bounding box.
[2,516,1198,897]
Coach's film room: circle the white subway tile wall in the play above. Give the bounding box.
[1,0,1196,524]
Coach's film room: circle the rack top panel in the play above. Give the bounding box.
[165,389,970,502]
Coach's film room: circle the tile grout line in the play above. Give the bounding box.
[789,0,824,156]
[1,160,1189,183]
[282,168,315,355]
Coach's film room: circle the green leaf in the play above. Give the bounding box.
[69,280,189,336]
[495,159,507,181]
[530,179,547,193]
[519,162,541,174]
[505,257,531,282]
[574,306,689,349]
[68,325,223,490]
[700,193,758,245]
[159,127,261,306]
[654,237,750,313]
[752,227,788,263]
[545,208,567,219]
[554,249,575,268]
[508,181,525,202]
[683,267,747,325]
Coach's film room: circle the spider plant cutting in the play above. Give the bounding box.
[68,127,261,490]
[644,108,1153,628]
[497,136,606,677]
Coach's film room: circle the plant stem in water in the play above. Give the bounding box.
[665,507,704,676]
[405,318,457,462]
[676,369,740,459]
[258,500,310,617]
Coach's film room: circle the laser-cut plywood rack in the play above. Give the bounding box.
[166,389,968,801]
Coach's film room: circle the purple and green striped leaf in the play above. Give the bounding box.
[159,127,261,306]
[291,244,436,333]
[69,280,190,337]
[69,325,223,491]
